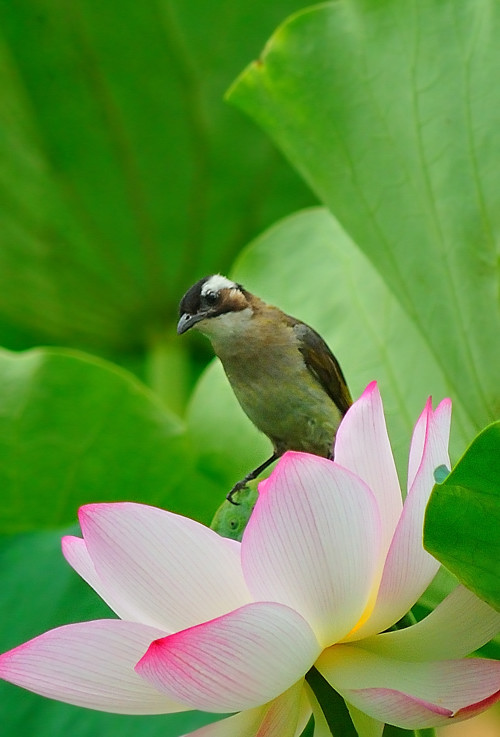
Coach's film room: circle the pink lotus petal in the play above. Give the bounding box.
[453,688,500,720]
[136,602,320,713]
[0,620,186,714]
[62,536,143,623]
[407,397,451,493]
[334,382,402,558]
[242,452,381,646]
[351,399,451,639]
[361,585,500,661]
[180,681,308,737]
[79,502,251,632]
[317,643,500,729]
[430,398,452,472]
[406,399,432,491]
[62,535,97,586]
[341,688,454,728]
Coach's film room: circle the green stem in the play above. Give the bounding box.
[144,329,191,413]
[305,667,358,737]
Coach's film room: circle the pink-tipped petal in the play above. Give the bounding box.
[62,536,141,622]
[407,399,432,491]
[351,399,452,639]
[429,398,452,471]
[62,535,98,584]
[361,585,500,661]
[180,681,307,737]
[136,602,320,713]
[79,502,251,632]
[334,382,402,557]
[341,688,454,729]
[0,620,186,714]
[242,453,381,646]
[407,397,451,492]
[317,644,500,729]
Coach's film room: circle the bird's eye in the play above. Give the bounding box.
[204,291,218,306]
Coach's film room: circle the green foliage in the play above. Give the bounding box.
[0,2,312,732]
[0,346,243,533]
[0,347,185,532]
[0,0,313,360]
[1,0,499,734]
[228,0,500,436]
[424,422,500,612]
[231,208,475,471]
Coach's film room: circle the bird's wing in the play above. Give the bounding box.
[292,321,353,415]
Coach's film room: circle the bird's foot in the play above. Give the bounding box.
[227,453,281,505]
[226,480,249,506]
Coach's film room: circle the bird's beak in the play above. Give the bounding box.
[177,311,206,335]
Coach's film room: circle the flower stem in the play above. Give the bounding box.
[144,329,191,413]
[305,667,358,737]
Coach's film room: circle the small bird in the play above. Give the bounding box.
[177,274,352,503]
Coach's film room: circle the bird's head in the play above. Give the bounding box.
[177,275,253,337]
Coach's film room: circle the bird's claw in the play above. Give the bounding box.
[226,481,248,506]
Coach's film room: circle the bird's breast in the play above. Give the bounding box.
[217,341,342,457]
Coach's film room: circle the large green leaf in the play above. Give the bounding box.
[0,347,221,533]
[0,0,314,354]
[228,0,500,434]
[424,422,500,612]
[187,208,475,484]
[0,527,224,736]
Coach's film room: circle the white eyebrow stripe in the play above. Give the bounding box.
[201,274,238,295]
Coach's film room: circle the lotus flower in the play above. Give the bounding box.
[1,382,499,737]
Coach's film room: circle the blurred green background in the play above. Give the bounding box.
[0,1,314,733]
[0,0,499,735]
